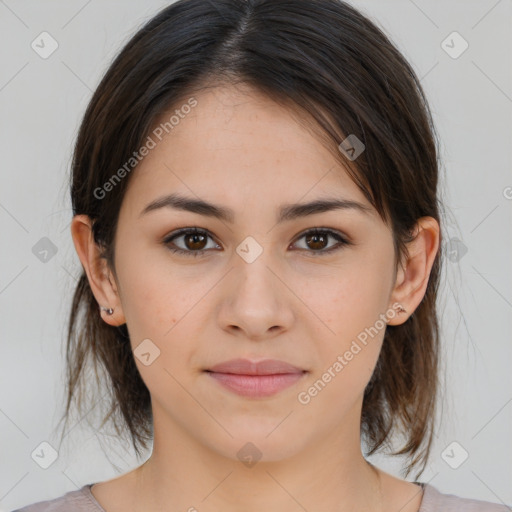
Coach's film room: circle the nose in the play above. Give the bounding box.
[217,252,295,341]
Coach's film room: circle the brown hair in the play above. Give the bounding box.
[57,0,444,480]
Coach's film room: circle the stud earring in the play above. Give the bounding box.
[396,305,407,314]
[100,306,114,315]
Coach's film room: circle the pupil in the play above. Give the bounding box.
[307,233,326,250]
[187,234,206,250]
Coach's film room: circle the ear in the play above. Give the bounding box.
[387,216,440,326]
[70,214,126,326]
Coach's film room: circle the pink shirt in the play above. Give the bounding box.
[11,482,511,511]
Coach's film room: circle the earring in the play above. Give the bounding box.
[100,306,114,315]
[396,305,407,314]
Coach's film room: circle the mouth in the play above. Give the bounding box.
[204,358,308,398]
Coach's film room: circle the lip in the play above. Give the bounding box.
[207,358,304,375]
[205,358,307,398]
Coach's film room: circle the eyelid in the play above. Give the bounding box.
[292,226,350,243]
[290,227,351,254]
[162,227,220,254]
[162,226,351,257]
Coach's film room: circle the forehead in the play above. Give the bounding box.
[121,85,373,218]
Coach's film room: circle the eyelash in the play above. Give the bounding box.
[162,227,351,258]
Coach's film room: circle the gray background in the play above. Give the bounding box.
[1,0,511,510]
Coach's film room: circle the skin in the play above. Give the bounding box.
[71,84,440,512]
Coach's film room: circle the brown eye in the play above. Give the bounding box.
[164,227,350,258]
[163,228,220,257]
[184,232,207,250]
[305,232,328,250]
[292,228,350,255]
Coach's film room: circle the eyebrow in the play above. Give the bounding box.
[139,192,373,223]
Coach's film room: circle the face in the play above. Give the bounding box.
[92,85,405,462]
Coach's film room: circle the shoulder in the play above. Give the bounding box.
[418,482,511,511]
[10,484,104,512]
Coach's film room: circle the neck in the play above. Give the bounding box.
[131,405,384,512]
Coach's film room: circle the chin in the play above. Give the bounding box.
[201,422,311,465]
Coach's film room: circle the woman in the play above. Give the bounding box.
[13,0,510,510]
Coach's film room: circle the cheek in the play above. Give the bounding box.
[117,247,196,333]
[301,253,393,341]
[296,271,389,417]
[116,252,214,374]
[296,246,394,393]
[120,265,199,404]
